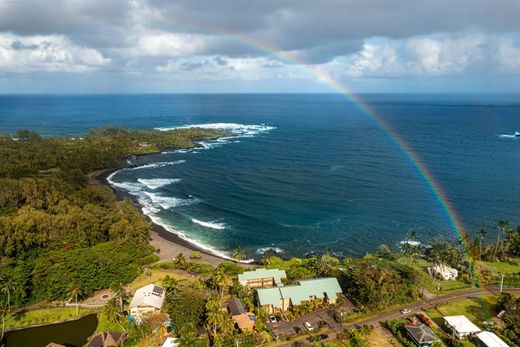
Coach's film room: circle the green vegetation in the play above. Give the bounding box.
[3,307,98,330]
[340,257,420,311]
[496,293,520,345]
[0,126,226,342]
[425,297,496,328]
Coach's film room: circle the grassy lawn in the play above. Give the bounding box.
[424,296,497,329]
[477,258,520,274]
[5,307,98,330]
[127,269,193,292]
[398,257,472,293]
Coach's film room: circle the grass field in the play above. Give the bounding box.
[477,258,520,274]
[398,257,472,293]
[127,268,194,292]
[5,307,98,330]
[424,296,497,328]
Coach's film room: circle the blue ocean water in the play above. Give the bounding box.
[1,94,519,259]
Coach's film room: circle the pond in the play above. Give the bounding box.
[4,313,98,347]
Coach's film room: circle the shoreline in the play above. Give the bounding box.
[92,161,256,267]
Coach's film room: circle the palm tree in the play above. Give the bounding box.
[493,221,509,261]
[477,228,487,261]
[205,297,222,336]
[0,276,16,312]
[103,298,126,331]
[210,268,226,298]
[110,282,126,313]
[0,301,9,343]
[67,282,83,316]
[232,247,245,264]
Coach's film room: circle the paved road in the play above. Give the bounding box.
[344,286,520,329]
[274,287,520,347]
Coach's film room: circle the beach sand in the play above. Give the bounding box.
[91,168,254,267]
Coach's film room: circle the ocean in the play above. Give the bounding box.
[1,94,519,259]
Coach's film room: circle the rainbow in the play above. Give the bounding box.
[164,19,480,279]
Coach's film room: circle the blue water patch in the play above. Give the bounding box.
[1,94,520,258]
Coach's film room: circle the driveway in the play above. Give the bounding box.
[270,307,345,340]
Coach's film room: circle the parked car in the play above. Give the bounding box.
[400,308,411,314]
[269,315,277,323]
[304,322,314,331]
[293,326,302,333]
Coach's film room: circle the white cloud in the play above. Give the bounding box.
[497,38,520,73]
[156,55,309,80]
[0,33,110,73]
[132,33,210,58]
[328,34,520,79]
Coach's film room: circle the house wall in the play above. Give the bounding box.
[245,277,275,289]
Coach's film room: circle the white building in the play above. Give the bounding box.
[129,284,166,320]
[429,264,458,280]
[475,331,510,347]
[444,315,481,339]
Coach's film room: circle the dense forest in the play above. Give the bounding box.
[0,127,226,306]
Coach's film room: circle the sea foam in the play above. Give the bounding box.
[155,123,276,137]
[137,178,181,190]
[191,218,226,230]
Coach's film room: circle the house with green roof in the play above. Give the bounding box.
[238,268,287,289]
[256,277,342,313]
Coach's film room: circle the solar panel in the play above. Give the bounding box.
[152,285,164,296]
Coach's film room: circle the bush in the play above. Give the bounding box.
[190,251,202,259]
[140,254,160,265]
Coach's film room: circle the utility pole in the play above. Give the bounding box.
[500,274,505,293]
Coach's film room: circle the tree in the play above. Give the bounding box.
[494,221,509,261]
[0,301,9,343]
[103,298,126,331]
[67,282,83,316]
[210,267,226,298]
[205,296,223,337]
[376,244,391,258]
[232,247,245,264]
[179,323,198,347]
[477,228,487,261]
[110,282,126,313]
[173,253,187,268]
[0,275,16,312]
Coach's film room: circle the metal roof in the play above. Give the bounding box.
[475,331,510,347]
[238,268,287,286]
[129,283,166,310]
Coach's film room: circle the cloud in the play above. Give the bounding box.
[0,33,110,73]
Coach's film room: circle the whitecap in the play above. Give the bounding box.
[256,247,285,255]
[191,218,226,230]
[143,191,195,210]
[137,178,181,190]
[499,134,517,138]
[155,123,276,137]
[128,160,186,171]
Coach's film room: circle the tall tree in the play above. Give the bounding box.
[0,275,16,312]
[494,221,509,262]
[110,282,126,313]
[477,228,487,261]
[67,282,83,316]
[232,247,245,264]
[210,268,226,298]
[103,298,126,331]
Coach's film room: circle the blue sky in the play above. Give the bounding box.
[0,0,520,93]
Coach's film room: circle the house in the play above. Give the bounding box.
[428,264,458,280]
[238,268,287,289]
[45,344,66,347]
[129,284,166,320]
[443,315,481,339]
[86,331,127,347]
[227,297,256,332]
[161,337,180,347]
[257,277,342,313]
[404,323,440,347]
[474,331,510,347]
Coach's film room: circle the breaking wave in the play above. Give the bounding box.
[155,123,276,137]
[256,247,285,255]
[191,218,226,230]
[137,178,181,190]
[128,160,185,171]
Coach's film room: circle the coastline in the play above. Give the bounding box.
[92,165,255,267]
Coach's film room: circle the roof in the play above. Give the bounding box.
[404,323,440,343]
[257,287,282,308]
[227,297,247,316]
[430,264,458,275]
[475,331,510,347]
[161,337,180,347]
[444,315,481,334]
[129,284,166,310]
[86,332,127,347]
[238,268,287,286]
[46,344,66,347]
[257,277,342,307]
[232,313,256,330]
